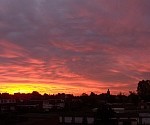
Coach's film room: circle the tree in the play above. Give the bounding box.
[128,91,138,104]
[31,91,42,100]
[90,92,96,97]
[137,80,150,100]
[81,93,88,97]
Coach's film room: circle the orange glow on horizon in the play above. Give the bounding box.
[0,83,101,95]
[0,83,69,94]
[0,83,44,94]
[0,82,130,95]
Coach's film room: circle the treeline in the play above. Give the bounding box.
[0,80,150,104]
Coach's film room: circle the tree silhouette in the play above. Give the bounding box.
[31,91,42,100]
[128,91,138,104]
[137,80,150,100]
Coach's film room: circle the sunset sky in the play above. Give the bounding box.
[0,0,150,95]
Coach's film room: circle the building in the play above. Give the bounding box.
[43,99,65,112]
[0,99,16,113]
[16,100,43,113]
[59,113,138,125]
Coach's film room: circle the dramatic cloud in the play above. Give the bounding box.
[0,0,150,95]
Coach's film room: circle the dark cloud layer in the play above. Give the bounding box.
[0,0,150,94]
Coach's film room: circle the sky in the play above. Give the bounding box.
[0,0,150,95]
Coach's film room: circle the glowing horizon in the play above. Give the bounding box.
[0,81,136,95]
[0,83,101,95]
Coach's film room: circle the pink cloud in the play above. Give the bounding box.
[0,40,26,58]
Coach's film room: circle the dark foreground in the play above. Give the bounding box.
[0,113,59,125]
